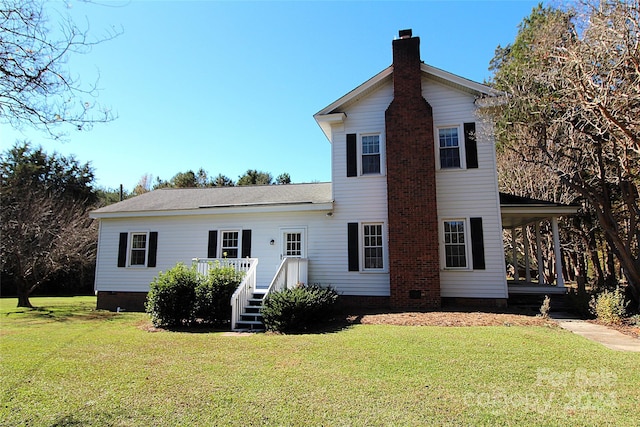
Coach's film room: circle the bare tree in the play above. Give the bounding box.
[1,142,98,307]
[1,189,97,307]
[483,1,640,307]
[0,0,120,139]
[132,173,153,195]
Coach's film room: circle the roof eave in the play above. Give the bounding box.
[420,63,501,96]
[313,113,346,141]
[90,201,335,219]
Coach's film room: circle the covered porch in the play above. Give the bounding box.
[500,193,579,296]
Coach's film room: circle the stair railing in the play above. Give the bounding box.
[230,258,259,331]
[264,257,309,298]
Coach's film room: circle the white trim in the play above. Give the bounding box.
[90,202,335,219]
[314,112,346,141]
[420,63,500,96]
[314,67,393,118]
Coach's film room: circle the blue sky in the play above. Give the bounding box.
[1,0,542,190]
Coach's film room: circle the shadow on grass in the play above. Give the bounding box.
[4,305,119,323]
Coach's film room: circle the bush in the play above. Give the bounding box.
[146,263,199,327]
[194,262,245,325]
[589,288,629,325]
[539,295,551,319]
[261,284,338,333]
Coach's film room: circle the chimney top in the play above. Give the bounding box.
[398,29,412,39]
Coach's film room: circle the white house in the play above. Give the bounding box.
[90,30,576,325]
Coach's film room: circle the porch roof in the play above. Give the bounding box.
[91,182,333,218]
[500,193,579,228]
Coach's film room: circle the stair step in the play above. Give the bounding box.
[242,313,262,319]
[236,320,264,327]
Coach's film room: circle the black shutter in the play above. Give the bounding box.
[347,222,359,271]
[346,133,357,177]
[147,232,158,267]
[241,229,252,258]
[470,217,485,270]
[117,233,128,267]
[207,230,218,258]
[464,122,478,169]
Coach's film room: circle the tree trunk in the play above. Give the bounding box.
[15,278,34,308]
[17,291,33,308]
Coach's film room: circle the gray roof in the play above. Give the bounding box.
[91,182,333,216]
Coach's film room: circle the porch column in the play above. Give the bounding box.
[536,223,544,284]
[523,224,531,283]
[511,227,519,281]
[551,217,564,287]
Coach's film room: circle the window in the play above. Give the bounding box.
[117,232,157,268]
[443,220,467,268]
[439,127,461,168]
[130,233,147,266]
[221,231,239,258]
[284,232,302,257]
[361,134,381,174]
[348,222,386,272]
[363,223,384,270]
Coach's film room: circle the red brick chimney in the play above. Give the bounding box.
[385,29,441,309]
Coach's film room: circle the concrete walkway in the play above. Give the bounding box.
[551,313,640,352]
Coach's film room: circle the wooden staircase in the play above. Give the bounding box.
[234,291,266,331]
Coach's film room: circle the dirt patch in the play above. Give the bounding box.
[588,319,640,339]
[347,311,555,327]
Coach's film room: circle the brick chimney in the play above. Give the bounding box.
[385,29,441,309]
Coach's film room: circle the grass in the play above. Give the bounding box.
[1,297,639,426]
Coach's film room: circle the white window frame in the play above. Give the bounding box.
[220,230,240,258]
[361,222,387,272]
[358,132,385,176]
[436,125,466,170]
[441,219,471,270]
[129,231,149,267]
[280,227,307,258]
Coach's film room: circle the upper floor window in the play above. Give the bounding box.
[439,127,461,168]
[361,134,381,175]
[221,231,239,258]
[346,133,384,177]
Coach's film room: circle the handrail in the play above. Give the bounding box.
[264,257,309,299]
[192,258,255,276]
[230,259,259,330]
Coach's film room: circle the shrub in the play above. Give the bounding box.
[539,295,551,319]
[261,284,338,333]
[146,263,199,327]
[589,288,629,325]
[194,262,245,325]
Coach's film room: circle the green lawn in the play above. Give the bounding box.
[1,297,638,426]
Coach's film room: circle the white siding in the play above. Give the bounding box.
[95,211,340,293]
[324,83,394,296]
[318,75,507,299]
[424,76,508,298]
